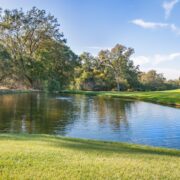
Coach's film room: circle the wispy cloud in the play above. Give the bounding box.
[154,52,180,64]
[142,67,180,79]
[155,68,180,79]
[133,52,180,66]
[131,19,180,35]
[131,19,169,29]
[132,56,150,65]
[132,53,180,79]
[170,24,180,34]
[163,0,179,19]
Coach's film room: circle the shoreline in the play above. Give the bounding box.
[0,89,41,95]
[1,89,180,108]
[60,89,180,108]
[1,133,179,151]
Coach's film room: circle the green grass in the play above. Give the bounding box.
[0,134,179,179]
[61,89,180,107]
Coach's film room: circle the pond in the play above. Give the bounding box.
[0,93,180,149]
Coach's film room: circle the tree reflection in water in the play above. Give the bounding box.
[0,93,134,135]
[0,93,79,134]
[75,95,132,130]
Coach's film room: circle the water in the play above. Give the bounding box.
[0,93,180,149]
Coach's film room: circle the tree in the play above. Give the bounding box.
[0,7,65,87]
[73,52,97,90]
[98,44,138,91]
[139,70,166,90]
[72,52,115,91]
[37,40,79,91]
[0,45,11,82]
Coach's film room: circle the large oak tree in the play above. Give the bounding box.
[98,44,139,91]
[0,7,65,87]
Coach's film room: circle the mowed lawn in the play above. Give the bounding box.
[62,89,180,107]
[0,134,179,179]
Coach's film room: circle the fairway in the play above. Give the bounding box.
[0,134,179,179]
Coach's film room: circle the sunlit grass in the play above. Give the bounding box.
[0,134,179,179]
[62,89,180,107]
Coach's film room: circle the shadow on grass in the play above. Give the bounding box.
[54,138,180,157]
[0,134,180,158]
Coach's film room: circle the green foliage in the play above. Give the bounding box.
[98,44,139,91]
[0,7,78,90]
[36,40,79,91]
[72,44,140,91]
[138,70,179,91]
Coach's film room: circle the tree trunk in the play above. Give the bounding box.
[115,73,121,91]
[117,83,120,91]
[24,74,33,88]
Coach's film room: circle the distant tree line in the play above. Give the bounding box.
[71,48,180,91]
[0,7,179,91]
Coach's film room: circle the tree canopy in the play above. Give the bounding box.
[0,7,78,90]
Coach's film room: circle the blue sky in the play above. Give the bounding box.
[0,0,179,79]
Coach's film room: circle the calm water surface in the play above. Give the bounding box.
[0,93,180,149]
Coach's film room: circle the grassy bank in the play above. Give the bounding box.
[61,89,180,107]
[0,134,179,179]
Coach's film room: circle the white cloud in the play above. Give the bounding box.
[163,0,179,19]
[133,52,180,66]
[132,56,150,65]
[154,52,180,64]
[155,68,180,79]
[170,24,180,34]
[131,19,169,29]
[142,67,180,79]
[132,19,180,35]
[132,53,180,79]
